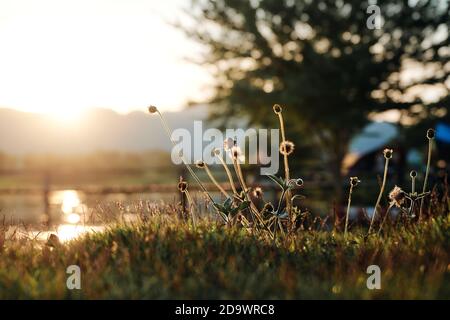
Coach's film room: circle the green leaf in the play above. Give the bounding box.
[238,201,250,211]
[267,175,285,189]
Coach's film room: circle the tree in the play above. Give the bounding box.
[180,0,449,201]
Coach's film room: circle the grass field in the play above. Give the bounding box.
[0,211,448,299]
[0,110,448,300]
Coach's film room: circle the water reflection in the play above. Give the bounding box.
[2,189,179,242]
[33,224,105,243]
[51,190,84,224]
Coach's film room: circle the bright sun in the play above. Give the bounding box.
[46,107,85,123]
[0,0,210,116]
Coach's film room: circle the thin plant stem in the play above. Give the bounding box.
[204,163,229,198]
[235,158,249,193]
[276,112,292,221]
[153,110,224,220]
[231,157,256,220]
[215,153,238,195]
[377,204,393,236]
[231,155,270,234]
[368,157,390,234]
[185,190,196,228]
[276,189,287,214]
[419,138,432,219]
[344,184,354,238]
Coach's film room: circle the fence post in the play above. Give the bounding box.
[43,170,51,227]
[178,167,188,220]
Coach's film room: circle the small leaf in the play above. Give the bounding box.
[276,210,289,219]
[267,175,285,189]
[223,197,233,209]
[215,204,226,213]
[238,201,250,211]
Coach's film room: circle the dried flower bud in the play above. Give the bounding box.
[224,138,235,151]
[279,141,295,156]
[212,148,221,156]
[350,177,360,187]
[46,234,60,248]
[177,177,188,192]
[273,104,282,114]
[148,105,158,114]
[389,186,406,208]
[289,178,304,188]
[263,203,275,213]
[426,128,435,140]
[383,148,393,159]
[230,145,244,162]
[195,160,205,169]
[253,187,263,198]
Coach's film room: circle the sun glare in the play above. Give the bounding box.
[46,108,84,123]
[0,0,210,116]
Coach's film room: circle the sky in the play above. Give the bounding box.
[0,0,211,118]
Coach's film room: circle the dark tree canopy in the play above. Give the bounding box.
[181,0,449,197]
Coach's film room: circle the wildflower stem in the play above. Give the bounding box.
[377,204,393,236]
[185,190,196,228]
[204,163,229,198]
[419,138,432,219]
[153,110,223,219]
[215,154,238,195]
[277,189,287,215]
[344,184,354,238]
[276,112,292,222]
[369,157,390,235]
[232,156,248,194]
[231,155,270,234]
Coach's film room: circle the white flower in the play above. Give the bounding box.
[230,146,245,162]
[389,186,406,207]
[224,138,235,151]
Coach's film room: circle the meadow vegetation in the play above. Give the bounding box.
[0,212,448,299]
[0,104,448,299]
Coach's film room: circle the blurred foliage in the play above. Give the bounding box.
[180,0,449,197]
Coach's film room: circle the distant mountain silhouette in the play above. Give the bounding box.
[0,106,208,154]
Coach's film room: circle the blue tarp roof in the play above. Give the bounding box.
[349,122,398,156]
[436,122,450,144]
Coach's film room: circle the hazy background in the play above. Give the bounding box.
[0,0,448,226]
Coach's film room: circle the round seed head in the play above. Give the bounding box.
[410,170,417,178]
[46,234,60,247]
[426,128,435,140]
[224,138,235,151]
[212,148,221,156]
[288,178,304,188]
[230,145,243,161]
[279,140,295,156]
[177,180,188,192]
[389,186,406,208]
[148,105,158,114]
[350,176,360,187]
[195,160,205,169]
[383,148,393,159]
[273,104,282,114]
[295,178,304,187]
[263,202,275,213]
[253,187,263,198]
